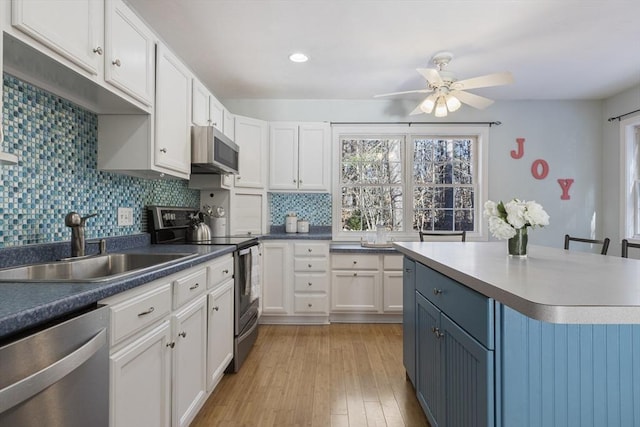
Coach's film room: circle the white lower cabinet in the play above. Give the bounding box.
[172,295,208,427]
[102,257,234,427]
[110,320,172,427]
[261,241,290,315]
[206,279,234,391]
[331,270,380,312]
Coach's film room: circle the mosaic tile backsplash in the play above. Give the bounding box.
[269,192,332,226]
[1,73,199,248]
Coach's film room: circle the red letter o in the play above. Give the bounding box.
[531,159,549,180]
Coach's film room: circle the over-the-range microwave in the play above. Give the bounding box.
[191,126,239,175]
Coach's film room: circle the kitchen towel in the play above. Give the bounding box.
[250,245,260,303]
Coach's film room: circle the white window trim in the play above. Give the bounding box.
[620,116,640,242]
[331,124,489,242]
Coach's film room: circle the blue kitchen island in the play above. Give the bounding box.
[394,241,640,427]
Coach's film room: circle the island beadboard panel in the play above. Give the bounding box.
[0,73,199,247]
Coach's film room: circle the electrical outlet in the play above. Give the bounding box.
[118,207,134,226]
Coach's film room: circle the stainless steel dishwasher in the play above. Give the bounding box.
[0,305,109,426]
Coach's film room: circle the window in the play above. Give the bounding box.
[332,125,488,240]
[621,117,640,240]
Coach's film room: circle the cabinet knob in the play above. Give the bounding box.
[213,306,219,311]
[189,283,199,290]
[223,269,229,274]
[293,179,297,183]
[353,260,357,265]
[432,327,444,339]
[166,342,175,349]
[308,264,312,268]
[308,282,312,286]
[308,303,313,307]
[178,331,187,338]
[353,272,357,277]
[112,58,122,67]
[159,148,167,153]
[93,46,103,55]
[433,288,443,295]
[299,180,303,184]
[212,122,217,127]
[308,248,312,252]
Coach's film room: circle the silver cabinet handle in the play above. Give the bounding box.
[137,307,155,317]
[405,268,412,273]
[433,288,443,295]
[93,46,103,55]
[189,283,199,291]
[431,327,444,338]
[112,58,121,67]
[0,328,106,414]
[178,331,187,338]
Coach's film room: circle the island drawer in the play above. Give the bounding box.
[416,263,494,349]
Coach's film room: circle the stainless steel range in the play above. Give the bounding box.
[147,206,260,373]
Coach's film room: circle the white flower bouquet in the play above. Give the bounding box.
[484,199,550,240]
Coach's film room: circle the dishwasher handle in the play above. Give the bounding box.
[0,328,107,414]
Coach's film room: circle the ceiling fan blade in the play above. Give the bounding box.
[453,72,514,90]
[374,89,431,98]
[451,90,494,110]
[417,68,442,86]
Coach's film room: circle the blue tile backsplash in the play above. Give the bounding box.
[1,73,199,248]
[269,192,332,226]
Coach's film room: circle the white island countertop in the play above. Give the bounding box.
[394,241,640,324]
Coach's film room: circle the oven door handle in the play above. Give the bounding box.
[237,315,259,342]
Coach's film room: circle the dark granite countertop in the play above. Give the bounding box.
[0,235,235,341]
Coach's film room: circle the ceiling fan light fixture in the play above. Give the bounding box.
[434,97,448,117]
[445,94,461,112]
[420,94,437,114]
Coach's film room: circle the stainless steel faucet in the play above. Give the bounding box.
[64,212,97,257]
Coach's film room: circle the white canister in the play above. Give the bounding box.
[297,220,309,233]
[210,217,227,237]
[285,213,298,233]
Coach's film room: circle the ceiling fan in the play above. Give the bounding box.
[374,52,514,117]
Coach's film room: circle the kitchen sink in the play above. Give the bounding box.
[0,252,197,282]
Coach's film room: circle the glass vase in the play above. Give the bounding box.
[508,227,528,257]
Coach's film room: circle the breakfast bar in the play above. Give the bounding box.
[394,241,640,427]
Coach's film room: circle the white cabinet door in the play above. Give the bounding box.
[191,78,210,126]
[209,95,224,132]
[262,242,291,315]
[155,43,191,178]
[331,271,381,312]
[172,295,208,427]
[269,123,299,190]
[234,115,268,188]
[110,320,172,427]
[207,280,234,391]
[298,123,331,191]
[383,271,404,312]
[11,0,103,76]
[229,190,264,235]
[223,110,235,141]
[104,0,155,106]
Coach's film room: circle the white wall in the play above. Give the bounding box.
[226,98,604,248]
[602,83,640,256]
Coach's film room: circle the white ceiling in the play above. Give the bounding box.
[126,0,640,102]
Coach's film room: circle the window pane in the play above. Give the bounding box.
[455,209,474,231]
[454,187,474,209]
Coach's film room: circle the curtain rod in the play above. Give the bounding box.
[607,109,640,122]
[330,121,501,127]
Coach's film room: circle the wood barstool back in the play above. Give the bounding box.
[564,234,610,255]
[419,231,466,242]
[621,239,640,258]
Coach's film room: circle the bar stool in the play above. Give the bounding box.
[564,234,610,255]
[621,239,640,258]
[419,231,466,242]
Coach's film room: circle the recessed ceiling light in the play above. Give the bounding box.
[289,53,308,63]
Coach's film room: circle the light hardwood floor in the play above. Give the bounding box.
[191,323,429,427]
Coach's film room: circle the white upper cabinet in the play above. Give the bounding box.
[11,0,104,76]
[155,43,192,177]
[234,115,268,189]
[104,0,155,107]
[223,110,235,141]
[191,79,210,126]
[269,122,331,192]
[209,96,224,132]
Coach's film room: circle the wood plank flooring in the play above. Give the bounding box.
[191,323,429,427]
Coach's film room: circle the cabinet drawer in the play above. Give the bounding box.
[110,283,172,346]
[331,254,378,270]
[416,263,494,349]
[208,255,234,289]
[294,258,328,272]
[173,267,208,308]
[293,242,329,257]
[383,254,403,270]
[294,294,328,314]
[294,273,329,292]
